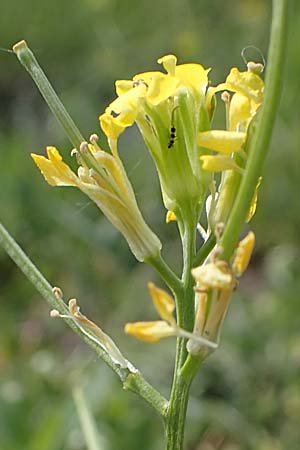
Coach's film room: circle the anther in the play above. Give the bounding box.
[247,61,264,74]
[80,142,89,153]
[71,148,78,157]
[89,133,99,144]
[50,309,61,318]
[52,286,63,298]
[221,91,231,103]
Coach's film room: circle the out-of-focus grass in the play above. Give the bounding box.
[0,1,299,449]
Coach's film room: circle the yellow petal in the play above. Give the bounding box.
[175,63,209,95]
[124,321,176,342]
[192,263,233,289]
[232,231,255,276]
[99,113,126,140]
[115,79,135,96]
[31,147,78,186]
[146,73,179,105]
[229,93,252,131]
[200,155,241,172]
[166,210,177,223]
[157,54,177,76]
[197,130,246,154]
[148,282,176,325]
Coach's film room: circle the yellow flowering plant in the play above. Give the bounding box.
[0,2,287,449]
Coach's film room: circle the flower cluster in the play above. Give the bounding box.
[31,54,263,351]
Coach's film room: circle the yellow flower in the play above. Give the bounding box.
[213,65,264,132]
[124,281,217,349]
[32,142,161,262]
[232,231,255,276]
[99,54,211,217]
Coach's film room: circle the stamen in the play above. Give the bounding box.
[221,91,231,103]
[52,286,63,298]
[80,141,89,153]
[50,309,61,318]
[71,148,78,157]
[89,133,99,143]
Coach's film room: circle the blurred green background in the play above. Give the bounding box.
[0,0,299,449]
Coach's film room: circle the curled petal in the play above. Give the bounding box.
[99,112,128,140]
[148,282,176,325]
[157,54,177,76]
[124,321,176,342]
[192,263,233,289]
[197,130,246,154]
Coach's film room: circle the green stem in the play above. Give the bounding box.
[0,221,168,418]
[13,40,84,150]
[165,218,197,450]
[220,0,288,261]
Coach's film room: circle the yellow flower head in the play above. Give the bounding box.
[213,65,264,132]
[99,54,211,217]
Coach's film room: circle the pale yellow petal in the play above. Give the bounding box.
[148,282,176,325]
[124,321,176,342]
[197,130,246,154]
[232,231,255,276]
[31,147,78,187]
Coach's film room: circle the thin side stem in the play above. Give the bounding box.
[0,221,168,418]
[220,0,288,261]
[146,252,183,297]
[194,233,216,267]
[13,40,84,150]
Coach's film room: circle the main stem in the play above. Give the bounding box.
[220,0,288,261]
[165,214,197,450]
